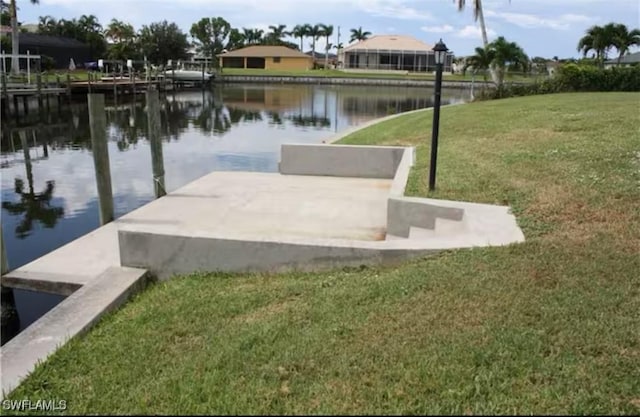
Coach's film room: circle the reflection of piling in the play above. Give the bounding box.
[146,89,166,198]
[36,73,43,110]
[1,225,8,275]
[66,73,72,99]
[1,224,20,346]
[88,94,115,225]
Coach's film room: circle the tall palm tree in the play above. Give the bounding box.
[611,23,640,64]
[291,24,310,51]
[267,24,288,45]
[454,0,489,46]
[349,26,371,43]
[577,24,611,66]
[7,0,39,75]
[320,24,333,69]
[242,28,263,45]
[454,0,503,84]
[308,24,322,60]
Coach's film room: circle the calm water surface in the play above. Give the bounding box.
[0,83,471,344]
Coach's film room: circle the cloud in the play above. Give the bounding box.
[352,0,434,20]
[484,10,595,30]
[455,25,497,40]
[421,24,454,34]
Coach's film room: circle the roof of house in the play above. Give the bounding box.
[6,33,88,48]
[343,35,434,52]
[605,51,640,65]
[217,45,311,58]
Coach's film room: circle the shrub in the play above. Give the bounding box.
[476,64,640,101]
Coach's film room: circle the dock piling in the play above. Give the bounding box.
[66,73,71,98]
[88,94,115,225]
[146,89,166,198]
[36,72,43,111]
[1,225,8,275]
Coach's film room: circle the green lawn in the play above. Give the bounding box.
[220,67,539,83]
[6,93,640,415]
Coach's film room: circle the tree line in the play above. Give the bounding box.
[0,6,375,69]
[577,22,640,65]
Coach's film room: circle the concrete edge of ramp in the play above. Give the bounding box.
[0,267,149,400]
[118,229,441,280]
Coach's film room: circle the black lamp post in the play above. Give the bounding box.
[428,38,448,191]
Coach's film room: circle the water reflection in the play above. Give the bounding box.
[2,131,64,239]
[1,286,20,345]
[1,83,472,345]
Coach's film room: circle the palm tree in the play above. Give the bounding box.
[291,24,310,51]
[611,23,640,64]
[267,24,288,45]
[242,28,264,45]
[349,26,371,43]
[464,46,494,81]
[577,24,612,66]
[7,0,39,75]
[104,19,136,61]
[105,18,135,43]
[454,0,489,46]
[308,24,322,60]
[37,15,57,34]
[320,24,333,69]
[490,36,528,84]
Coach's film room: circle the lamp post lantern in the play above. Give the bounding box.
[428,38,448,191]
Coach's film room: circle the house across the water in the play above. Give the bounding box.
[217,45,313,71]
[338,35,454,73]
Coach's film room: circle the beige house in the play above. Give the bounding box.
[338,35,453,72]
[217,46,313,70]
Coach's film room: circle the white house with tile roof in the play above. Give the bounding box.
[338,35,453,73]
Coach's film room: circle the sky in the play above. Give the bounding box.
[16,0,640,59]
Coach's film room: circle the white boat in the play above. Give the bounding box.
[164,69,213,82]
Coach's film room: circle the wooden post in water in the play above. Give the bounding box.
[36,72,43,111]
[12,95,19,117]
[113,68,118,104]
[130,67,135,97]
[66,73,72,98]
[146,88,166,198]
[1,224,8,275]
[1,71,7,117]
[88,94,114,224]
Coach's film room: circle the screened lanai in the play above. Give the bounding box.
[339,35,453,72]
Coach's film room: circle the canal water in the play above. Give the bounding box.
[0,83,471,345]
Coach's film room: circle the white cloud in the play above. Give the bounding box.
[484,10,595,30]
[352,0,433,21]
[421,24,454,33]
[455,25,497,40]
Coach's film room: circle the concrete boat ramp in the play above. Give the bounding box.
[1,142,525,398]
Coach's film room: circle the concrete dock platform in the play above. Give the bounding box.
[1,139,526,399]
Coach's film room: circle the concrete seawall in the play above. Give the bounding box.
[214,75,492,88]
